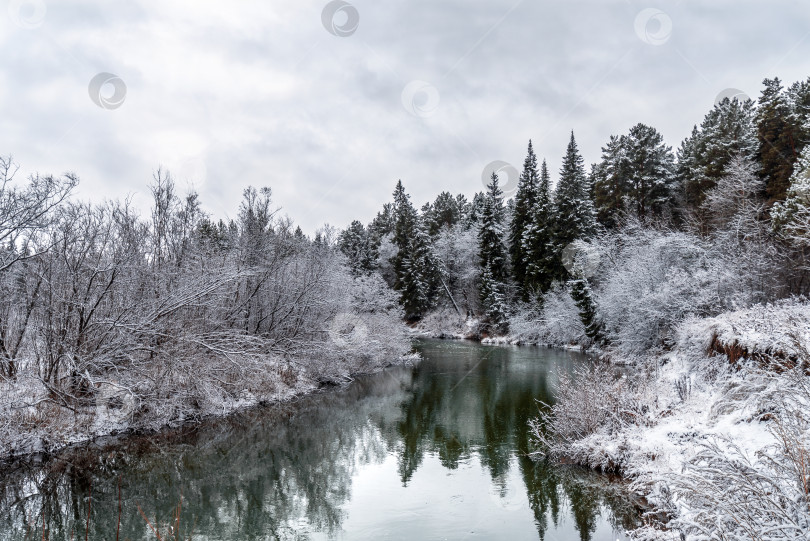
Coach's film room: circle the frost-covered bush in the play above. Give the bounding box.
[416,307,477,338]
[0,170,412,459]
[509,283,585,346]
[594,219,781,355]
[596,228,720,354]
[530,363,654,471]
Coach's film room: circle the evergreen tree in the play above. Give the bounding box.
[424,191,463,235]
[624,123,677,219]
[466,191,487,226]
[509,140,540,295]
[592,135,630,228]
[522,159,556,295]
[338,220,376,275]
[787,77,810,148]
[552,132,598,278]
[568,278,604,343]
[757,77,802,201]
[772,145,810,248]
[678,97,758,208]
[478,172,509,330]
[593,124,676,226]
[390,180,437,319]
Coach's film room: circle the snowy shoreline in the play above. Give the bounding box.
[416,301,810,538]
[0,348,419,466]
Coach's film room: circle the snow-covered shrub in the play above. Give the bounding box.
[530,363,654,471]
[416,307,476,338]
[667,362,810,539]
[597,228,720,354]
[509,283,585,346]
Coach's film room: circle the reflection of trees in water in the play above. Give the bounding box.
[391,342,642,540]
[0,369,411,540]
[0,341,640,541]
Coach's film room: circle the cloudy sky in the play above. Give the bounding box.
[2,0,810,233]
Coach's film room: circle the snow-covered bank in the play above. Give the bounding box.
[533,299,810,539]
[0,340,416,463]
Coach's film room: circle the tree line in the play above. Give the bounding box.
[339,75,810,339]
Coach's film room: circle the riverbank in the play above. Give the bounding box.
[532,299,810,539]
[0,339,417,464]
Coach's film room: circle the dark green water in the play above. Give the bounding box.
[0,339,639,540]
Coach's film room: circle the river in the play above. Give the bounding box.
[0,339,640,540]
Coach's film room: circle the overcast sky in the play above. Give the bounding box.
[2,0,810,233]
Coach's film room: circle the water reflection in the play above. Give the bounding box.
[0,339,640,540]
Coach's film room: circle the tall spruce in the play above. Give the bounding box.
[391,180,435,319]
[552,132,598,278]
[478,172,509,330]
[522,159,555,295]
[509,140,540,295]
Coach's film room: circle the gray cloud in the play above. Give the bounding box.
[1,0,809,232]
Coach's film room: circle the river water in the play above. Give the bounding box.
[0,339,639,540]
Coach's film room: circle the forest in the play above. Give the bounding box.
[339,76,808,347]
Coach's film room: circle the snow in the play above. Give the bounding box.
[538,299,810,539]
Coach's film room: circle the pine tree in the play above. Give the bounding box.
[509,140,540,295]
[757,77,802,201]
[552,132,598,278]
[478,172,509,330]
[624,123,677,219]
[424,191,463,235]
[466,191,487,226]
[593,125,677,226]
[678,96,758,209]
[522,159,555,295]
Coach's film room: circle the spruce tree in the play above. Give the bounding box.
[390,180,435,319]
[509,140,540,295]
[478,172,509,330]
[568,278,604,343]
[522,159,555,295]
[552,132,598,278]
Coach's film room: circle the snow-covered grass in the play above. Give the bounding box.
[531,298,810,539]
